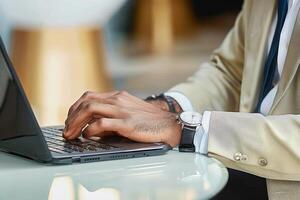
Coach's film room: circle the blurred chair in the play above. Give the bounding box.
[0,0,126,125]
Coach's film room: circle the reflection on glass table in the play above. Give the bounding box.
[0,150,228,200]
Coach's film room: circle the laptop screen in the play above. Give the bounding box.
[0,47,25,140]
[0,47,42,140]
[0,39,52,161]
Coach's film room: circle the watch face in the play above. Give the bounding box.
[179,111,202,127]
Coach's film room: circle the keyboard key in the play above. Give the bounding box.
[42,127,119,154]
[49,147,66,154]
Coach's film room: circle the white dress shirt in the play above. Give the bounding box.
[166,0,300,154]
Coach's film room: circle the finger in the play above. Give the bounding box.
[64,103,119,140]
[67,91,119,117]
[82,131,116,139]
[64,103,117,139]
[82,118,125,138]
[65,99,119,127]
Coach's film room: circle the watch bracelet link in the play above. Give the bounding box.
[145,93,176,113]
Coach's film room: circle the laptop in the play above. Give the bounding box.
[0,37,170,164]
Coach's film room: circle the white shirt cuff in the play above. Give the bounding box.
[193,111,211,154]
[199,111,211,154]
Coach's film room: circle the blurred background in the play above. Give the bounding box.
[0,0,243,126]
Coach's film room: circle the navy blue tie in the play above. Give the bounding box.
[256,0,288,112]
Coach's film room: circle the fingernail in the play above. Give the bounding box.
[63,130,70,137]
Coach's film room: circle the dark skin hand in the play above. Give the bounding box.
[63,91,182,147]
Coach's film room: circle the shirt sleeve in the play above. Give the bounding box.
[164,91,212,154]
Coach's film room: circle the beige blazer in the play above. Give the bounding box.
[170,0,300,198]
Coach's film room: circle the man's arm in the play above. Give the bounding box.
[207,112,300,180]
[63,2,249,151]
[169,1,248,113]
[62,0,300,180]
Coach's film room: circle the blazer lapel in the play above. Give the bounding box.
[270,9,300,114]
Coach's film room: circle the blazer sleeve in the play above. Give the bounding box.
[208,111,300,180]
[168,2,249,113]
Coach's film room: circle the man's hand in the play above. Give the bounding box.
[63,91,182,147]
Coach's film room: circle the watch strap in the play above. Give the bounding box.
[179,126,196,152]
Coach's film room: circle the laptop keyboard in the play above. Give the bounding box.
[42,127,118,154]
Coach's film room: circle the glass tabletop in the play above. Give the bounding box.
[0,150,228,200]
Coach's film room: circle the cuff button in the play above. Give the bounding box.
[258,157,268,167]
[233,152,242,161]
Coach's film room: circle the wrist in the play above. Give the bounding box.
[172,99,183,113]
[161,113,182,147]
[147,99,169,111]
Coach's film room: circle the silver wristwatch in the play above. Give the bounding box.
[178,111,202,152]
